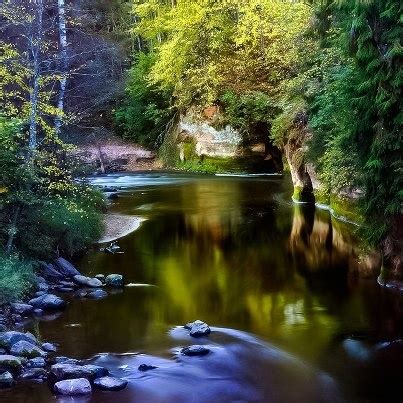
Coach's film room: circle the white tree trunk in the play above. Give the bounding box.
[55,0,68,136]
[28,0,44,154]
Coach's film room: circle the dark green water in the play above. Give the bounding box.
[6,173,403,402]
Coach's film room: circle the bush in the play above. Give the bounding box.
[17,186,105,260]
[0,254,34,305]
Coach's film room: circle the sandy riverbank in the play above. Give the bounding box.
[98,214,146,243]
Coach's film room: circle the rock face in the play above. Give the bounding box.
[0,331,37,349]
[28,294,66,311]
[93,376,128,391]
[184,320,211,337]
[105,274,124,288]
[180,345,210,357]
[0,355,23,372]
[73,275,103,288]
[10,341,46,358]
[54,258,81,278]
[54,378,92,395]
[0,371,15,388]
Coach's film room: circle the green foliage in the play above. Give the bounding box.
[115,52,174,147]
[307,0,402,243]
[0,254,34,305]
[0,116,105,260]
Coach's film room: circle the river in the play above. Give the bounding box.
[7,172,403,402]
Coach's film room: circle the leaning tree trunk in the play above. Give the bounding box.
[55,0,68,136]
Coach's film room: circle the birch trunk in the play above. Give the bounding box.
[55,0,68,136]
[28,0,43,155]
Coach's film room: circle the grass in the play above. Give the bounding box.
[0,254,34,305]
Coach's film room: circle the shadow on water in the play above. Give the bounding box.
[7,173,403,402]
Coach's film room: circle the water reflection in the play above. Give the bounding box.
[27,174,403,402]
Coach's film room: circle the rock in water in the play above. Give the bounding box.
[42,342,57,352]
[0,331,38,349]
[50,363,94,380]
[28,294,66,311]
[10,303,34,316]
[19,368,47,381]
[87,289,108,299]
[54,378,92,395]
[105,274,124,288]
[0,355,23,372]
[10,341,46,358]
[181,345,210,357]
[95,274,105,282]
[184,320,211,337]
[26,357,46,368]
[81,364,109,379]
[138,364,158,372]
[73,275,103,288]
[54,258,81,278]
[93,376,128,391]
[0,371,15,389]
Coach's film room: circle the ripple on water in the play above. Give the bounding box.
[84,327,343,403]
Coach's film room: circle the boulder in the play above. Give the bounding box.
[10,303,34,316]
[34,291,46,297]
[0,371,15,389]
[50,363,94,381]
[42,342,57,353]
[19,368,47,381]
[27,357,46,368]
[73,275,103,288]
[87,289,108,299]
[81,364,108,379]
[107,192,119,200]
[0,331,37,349]
[0,355,23,372]
[181,345,210,357]
[38,262,63,280]
[184,320,211,337]
[10,341,46,358]
[105,274,124,288]
[93,376,128,391]
[54,258,81,278]
[33,309,44,316]
[28,294,66,311]
[54,378,92,395]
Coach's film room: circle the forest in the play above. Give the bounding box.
[0,0,402,400]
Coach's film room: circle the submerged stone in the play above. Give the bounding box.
[184,320,211,337]
[93,376,128,391]
[87,289,108,299]
[54,378,92,395]
[181,345,210,357]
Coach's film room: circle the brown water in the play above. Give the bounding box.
[6,173,403,402]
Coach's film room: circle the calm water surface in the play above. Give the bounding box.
[7,173,403,402]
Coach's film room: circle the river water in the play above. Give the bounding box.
[7,172,403,402]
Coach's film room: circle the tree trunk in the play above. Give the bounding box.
[6,205,21,255]
[55,0,68,137]
[27,0,44,156]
